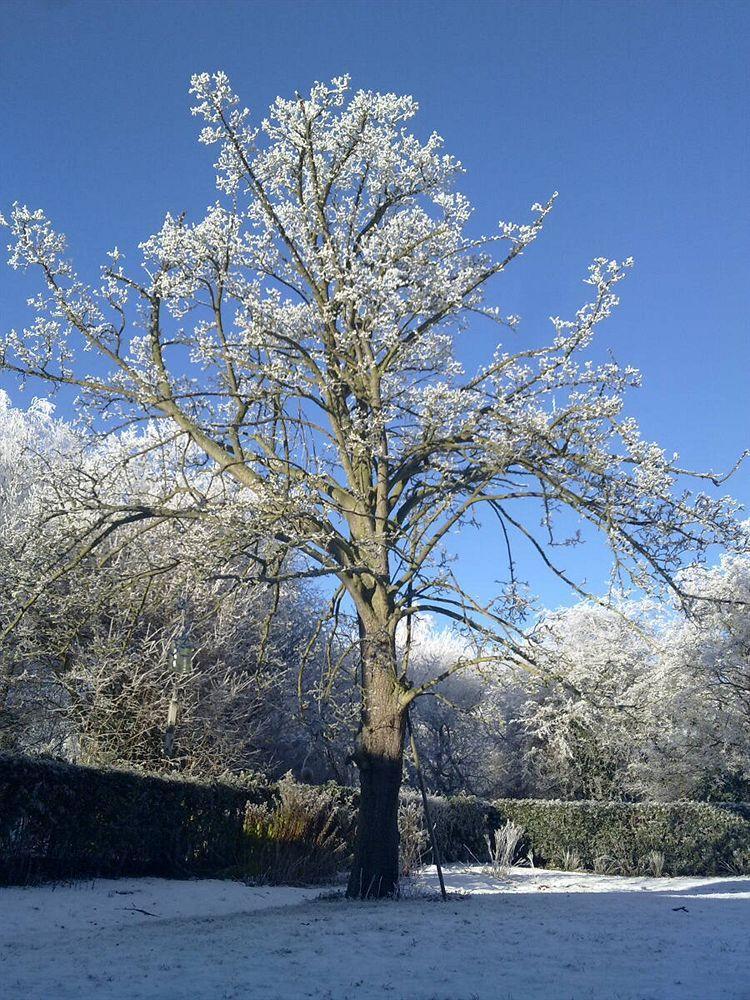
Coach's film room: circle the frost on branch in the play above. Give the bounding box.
[1,71,745,764]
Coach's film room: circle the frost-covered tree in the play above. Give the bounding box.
[0,393,345,775]
[0,388,80,741]
[517,602,662,799]
[506,575,750,802]
[658,553,750,799]
[403,617,518,797]
[2,73,744,896]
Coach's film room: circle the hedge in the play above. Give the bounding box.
[0,753,273,885]
[406,795,750,877]
[492,798,750,877]
[414,792,502,863]
[2,754,749,885]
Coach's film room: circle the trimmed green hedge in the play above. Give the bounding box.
[3,754,749,884]
[399,793,750,876]
[492,799,750,877]
[0,753,273,885]
[418,793,502,863]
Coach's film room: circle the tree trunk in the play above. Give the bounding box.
[346,622,406,899]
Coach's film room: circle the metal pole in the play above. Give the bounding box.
[164,604,193,763]
[164,688,179,758]
[406,706,447,901]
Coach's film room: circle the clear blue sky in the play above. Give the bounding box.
[1,0,748,609]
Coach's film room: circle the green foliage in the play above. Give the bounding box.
[493,799,750,876]
[425,794,503,863]
[389,793,750,877]
[235,775,356,885]
[3,754,749,886]
[0,752,272,885]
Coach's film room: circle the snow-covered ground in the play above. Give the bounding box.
[2,865,748,999]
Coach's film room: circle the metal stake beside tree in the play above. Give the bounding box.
[406,706,447,901]
[163,622,194,762]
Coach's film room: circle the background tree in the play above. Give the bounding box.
[1,73,744,896]
[657,553,750,800]
[0,392,353,776]
[403,617,518,797]
[491,569,750,803]
[516,602,662,800]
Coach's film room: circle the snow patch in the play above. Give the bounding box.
[2,867,749,999]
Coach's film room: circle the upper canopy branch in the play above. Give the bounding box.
[1,72,745,686]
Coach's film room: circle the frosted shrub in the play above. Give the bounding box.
[485,819,524,877]
[240,774,354,884]
[643,850,665,877]
[559,848,582,872]
[593,855,618,875]
[722,847,750,876]
[399,797,429,876]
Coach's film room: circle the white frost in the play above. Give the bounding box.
[2,866,749,999]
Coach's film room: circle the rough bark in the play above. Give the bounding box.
[346,623,406,899]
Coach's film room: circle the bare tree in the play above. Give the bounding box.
[1,73,743,896]
[0,393,342,775]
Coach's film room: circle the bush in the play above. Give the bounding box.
[0,752,272,885]
[492,799,750,876]
[423,794,502,863]
[236,774,356,885]
[393,794,750,877]
[3,754,749,886]
[485,820,525,876]
[398,791,429,875]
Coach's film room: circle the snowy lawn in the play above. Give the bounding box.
[1,865,748,1000]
